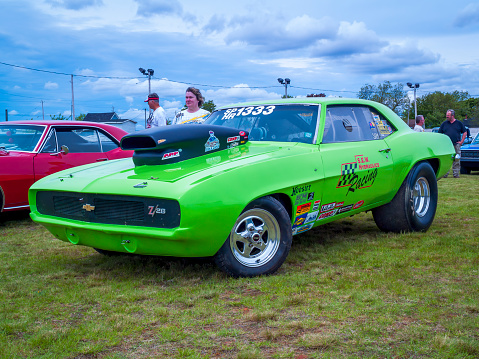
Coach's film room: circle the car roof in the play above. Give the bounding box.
[0,120,128,138]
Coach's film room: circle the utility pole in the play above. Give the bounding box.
[71,75,75,121]
[277,78,291,98]
[407,83,420,119]
[5,109,8,122]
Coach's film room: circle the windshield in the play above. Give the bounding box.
[473,133,479,145]
[0,125,46,152]
[204,104,320,144]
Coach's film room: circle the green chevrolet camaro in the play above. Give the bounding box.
[29,98,455,277]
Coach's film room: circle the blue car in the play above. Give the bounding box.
[460,133,479,174]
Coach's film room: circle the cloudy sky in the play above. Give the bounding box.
[1,0,479,128]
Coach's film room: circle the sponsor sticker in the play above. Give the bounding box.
[312,200,321,211]
[292,214,308,228]
[307,192,315,201]
[296,202,311,216]
[335,201,345,208]
[305,211,319,224]
[227,136,240,143]
[337,204,353,214]
[162,151,180,160]
[295,193,308,205]
[205,131,220,152]
[321,202,336,212]
[292,223,314,235]
[291,184,312,196]
[316,209,338,221]
[353,200,364,209]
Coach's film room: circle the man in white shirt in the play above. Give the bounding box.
[173,87,210,125]
[414,115,425,132]
[145,93,167,128]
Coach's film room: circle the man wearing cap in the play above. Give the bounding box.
[145,93,167,128]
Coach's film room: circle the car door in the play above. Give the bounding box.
[33,126,110,181]
[318,105,395,218]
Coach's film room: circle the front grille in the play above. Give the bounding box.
[461,150,479,159]
[37,191,180,228]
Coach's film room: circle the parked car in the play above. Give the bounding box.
[29,99,454,277]
[460,132,479,174]
[0,121,132,213]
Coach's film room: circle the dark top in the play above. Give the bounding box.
[438,119,466,144]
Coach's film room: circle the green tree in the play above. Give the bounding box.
[49,114,69,121]
[75,113,85,121]
[357,81,408,116]
[415,91,470,128]
[202,100,216,113]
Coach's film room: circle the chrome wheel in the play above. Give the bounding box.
[413,176,430,217]
[229,208,281,268]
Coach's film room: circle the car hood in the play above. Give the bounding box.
[31,142,317,197]
[461,142,479,150]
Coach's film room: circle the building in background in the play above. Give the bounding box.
[84,112,136,133]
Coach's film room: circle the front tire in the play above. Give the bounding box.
[214,196,292,278]
[372,161,438,233]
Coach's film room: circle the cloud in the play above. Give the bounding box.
[204,85,280,107]
[44,81,59,89]
[225,14,337,52]
[8,110,19,115]
[134,0,183,17]
[311,21,386,57]
[46,0,103,10]
[454,3,479,27]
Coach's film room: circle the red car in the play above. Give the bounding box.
[0,120,133,213]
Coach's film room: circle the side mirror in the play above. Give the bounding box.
[60,145,69,155]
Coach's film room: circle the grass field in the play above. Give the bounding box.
[1,175,478,358]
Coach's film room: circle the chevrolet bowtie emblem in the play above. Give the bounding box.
[82,204,95,211]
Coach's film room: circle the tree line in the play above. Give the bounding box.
[357,81,479,128]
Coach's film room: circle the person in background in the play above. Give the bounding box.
[414,115,425,132]
[438,109,467,178]
[173,87,210,124]
[145,93,167,128]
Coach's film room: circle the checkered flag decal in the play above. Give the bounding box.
[337,162,357,187]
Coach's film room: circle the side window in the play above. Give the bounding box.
[98,131,119,152]
[55,128,101,153]
[41,129,57,153]
[322,106,375,143]
[368,110,395,139]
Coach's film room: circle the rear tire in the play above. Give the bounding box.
[214,196,292,278]
[372,162,438,233]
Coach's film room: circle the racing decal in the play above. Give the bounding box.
[321,202,336,212]
[295,193,308,205]
[312,200,321,211]
[227,136,240,143]
[292,223,314,235]
[157,139,166,144]
[295,192,314,205]
[227,142,239,149]
[206,156,221,165]
[291,184,312,196]
[296,202,311,216]
[221,106,276,120]
[316,209,338,221]
[337,154,379,195]
[148,205,166,216]
[337,204,353,214]
[162,150,181,160]
[353,200,364,209]
[292,214,308,228]
[305,211,319,224]
[205,131,220,152]
[335,201,345,208]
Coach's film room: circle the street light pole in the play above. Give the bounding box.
[277,78,291,98]
[139,68,155,117]
[407,82,420,119]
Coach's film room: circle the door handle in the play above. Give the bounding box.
[379,148,391,153]
[96,158,108,162]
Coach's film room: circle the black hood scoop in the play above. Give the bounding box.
[120,124,249,166]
